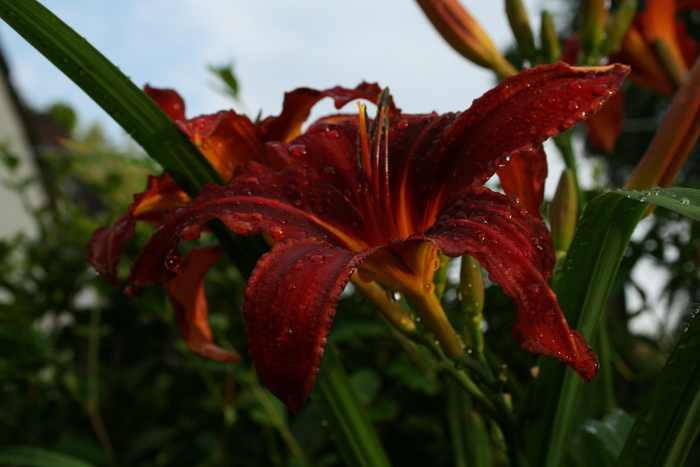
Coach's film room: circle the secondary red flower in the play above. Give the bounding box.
[613,0,700,97]
[124,62,628,412]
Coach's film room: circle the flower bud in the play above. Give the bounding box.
[580,0,607,63]
[599,0,637,57]
[460,254,485,355]
[549,168,578,254]
[506,0,538,63]
[416,0,517,78]
[540,10,561,63]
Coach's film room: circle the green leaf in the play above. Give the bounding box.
[611,187,700,221]
[447,382,492,467]
[617,315,700,467]
[520,192,649,467]
[312,347,392,467]
[582,410,635,458]
[0,446,96,467]
[208,62,240,100]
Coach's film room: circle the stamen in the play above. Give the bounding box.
[356,103,372,182]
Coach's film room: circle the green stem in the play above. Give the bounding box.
[313,346,392,467]
[86,302,119,467]
[243,369,313,467]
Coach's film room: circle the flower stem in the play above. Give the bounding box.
[243,369,313,467]
[407,291,465,361]
[351,277,417,335]
[86,302,119,467]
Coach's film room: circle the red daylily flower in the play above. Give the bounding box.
[123,62,628,412]
[87,82,389,285]
[87,83,393,363]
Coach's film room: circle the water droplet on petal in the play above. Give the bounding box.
[182,224,201,241]
[397,120,409,130]
[310,254,324,263]
[567,101,579,111]
[569,81,582,90]
[327,130,340,139]
[288,144,308,158]
[277,327,293,342]
[164,250,181,271]
[593,84,609,96]
[543,309,557,323]
[269,226,285,240]
[293,262,304,271]
[251,213,264,220]
[386,290,402,302]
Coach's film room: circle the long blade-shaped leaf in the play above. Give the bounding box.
[312,346,392,467]
[519,192,648,466]
[0,0,221,194]
[617,313,700,467]
[612,187,700,221]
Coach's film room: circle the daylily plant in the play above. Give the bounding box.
[567,0,700,153]
[102,62,629,412]
[87,83,392,362]
[87,82,388,285]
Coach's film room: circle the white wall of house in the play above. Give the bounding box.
[0,66,44,239]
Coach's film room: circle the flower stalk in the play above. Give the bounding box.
[459,255,485,356]
[505,0,538,64]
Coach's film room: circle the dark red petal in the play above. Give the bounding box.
[144,85,187,121]
[428,62,629,197]
[177,111,273,179]
[496,146,548,217]
[425,187,598,381]
[258,82,395,143]
[585,87,624,154]
[244,241,372,412]
[86,212,135,286]
[86,173,191,286]
[164,244,240,363]
[128,163,369,289]
[130,173,191,222]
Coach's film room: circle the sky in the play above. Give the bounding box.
[0,1,548,136]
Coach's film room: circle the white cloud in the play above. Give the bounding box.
[0,0,544,136]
